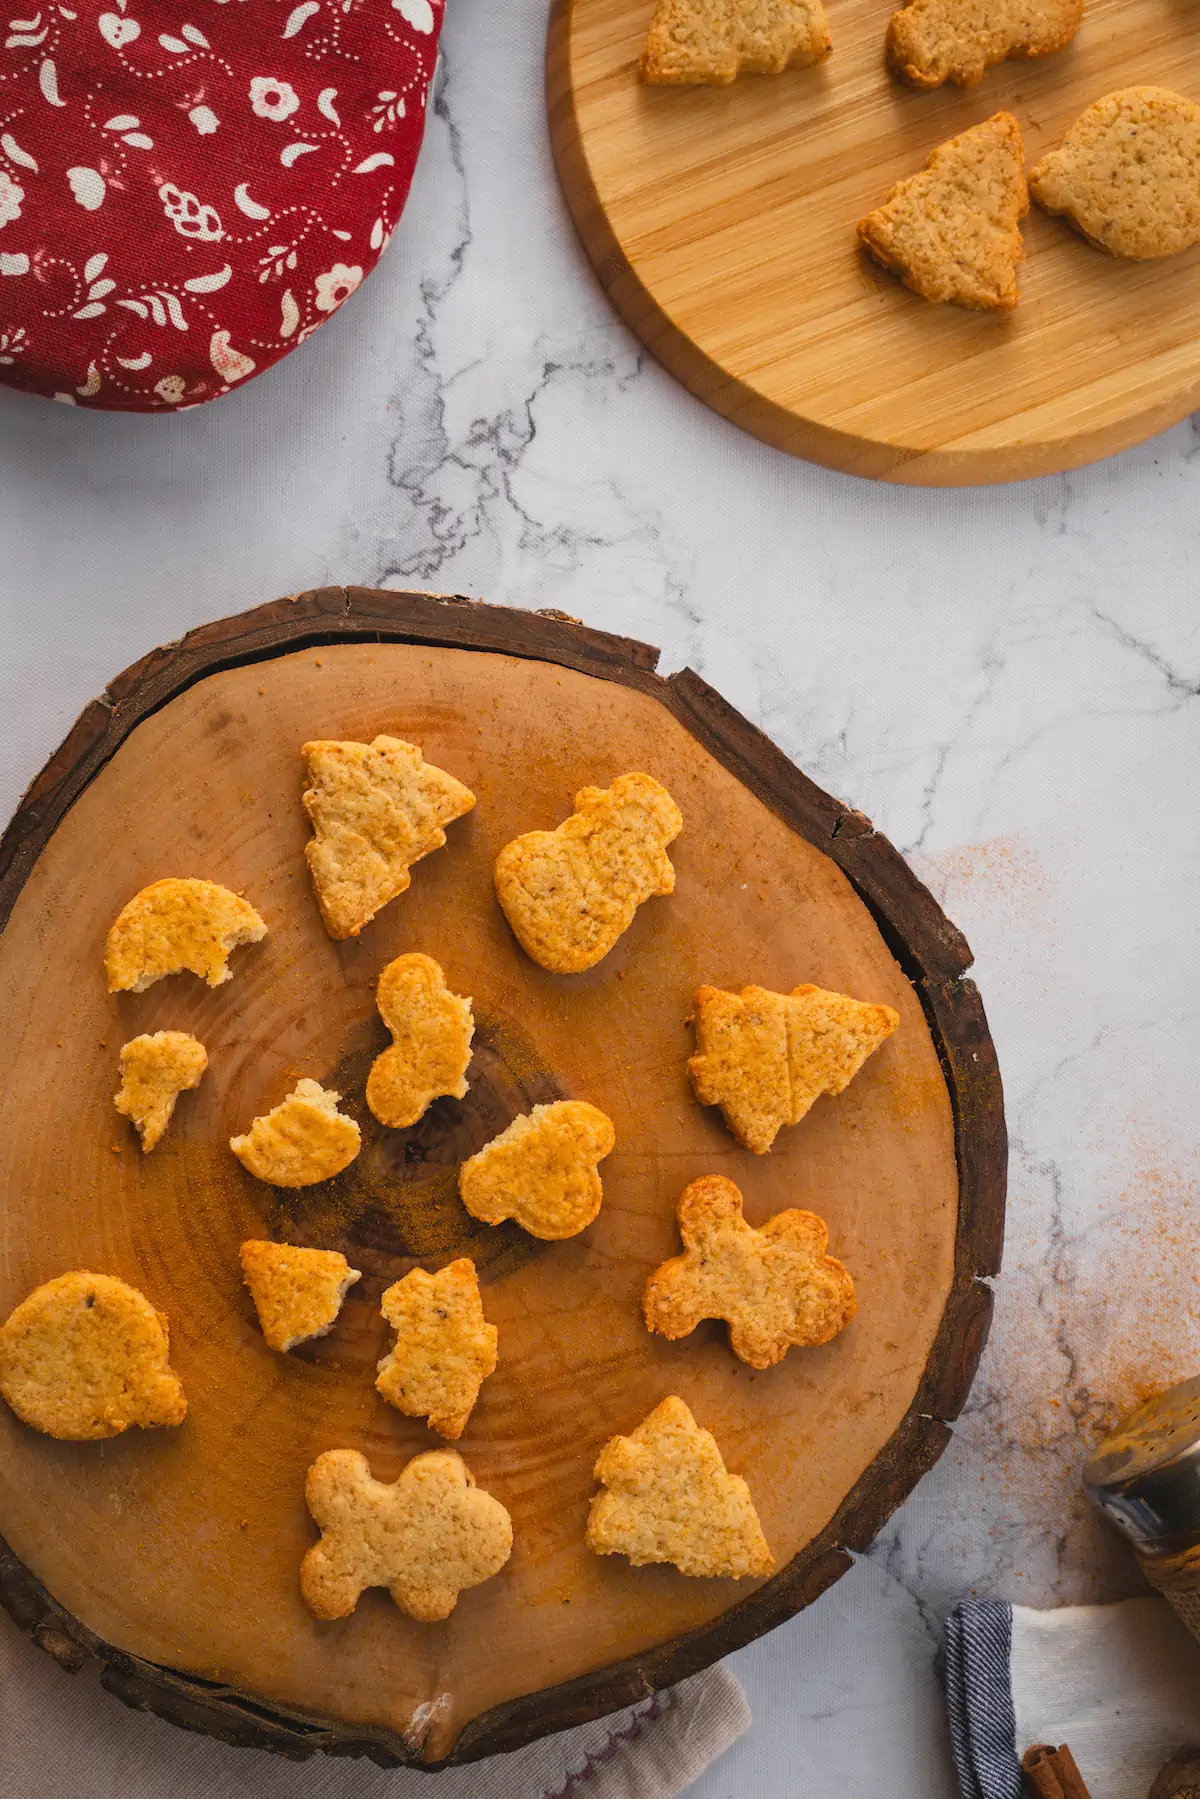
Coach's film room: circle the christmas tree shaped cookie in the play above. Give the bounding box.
[886,0,1082,91]
[639,0,831,86]
[858,114,1029,310]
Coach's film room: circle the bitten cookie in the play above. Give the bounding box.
[366,953,474,1130]
[105,878,266,993]
[689,980,899,1154]
[376,1259,498,1439]
[494,772,683,973]
[640,0,830,85]
[459,1100,616,1240]
[302,736,476,941]
[301,1447,512,1622]
[643,1175,856,1368]
[586,1395,773,1578]
[114,1030,208,1151]
[858,113,1028,310]
[886,0,1082,90]
[0,1271,187,1440]
[230,1079,361,1187]
[240,1241,362,1353]
[1030,88,1200,260]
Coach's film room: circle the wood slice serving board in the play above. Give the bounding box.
[547,0,1200,485]
[0,589,1004,1767]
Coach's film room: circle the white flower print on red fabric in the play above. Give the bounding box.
[0,174,24,230]
[159,182,223,241]
[250,76,300,121]
[313,260,361,311]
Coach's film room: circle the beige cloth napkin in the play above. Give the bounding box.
[0,1607,749,1799]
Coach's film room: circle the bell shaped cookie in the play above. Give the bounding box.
[366,953,474,1130]
[240,1241,362,1354]
[886,0,1082,90]
[640,0,830,85]
[1030,88,1200,260]
[0,1272,187,1440]
[230,1079,361,1188]
[302,736,476,940]
[105,878,266,992]
[114,1030,208,1151]
[858,113,1028,310]
[301,1447,512,1622]
[689,980,898,1154]
[586,1395,773,1578]
[644,1175,856,1367]
[459,1100,616,1240]
[376,1259,497,1439]
[494,772,682,973]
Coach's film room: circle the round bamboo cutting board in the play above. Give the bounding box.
[547,0,1200,484]
[0,589,1004,1767]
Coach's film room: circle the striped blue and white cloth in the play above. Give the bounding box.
[941,1601,1021,1799]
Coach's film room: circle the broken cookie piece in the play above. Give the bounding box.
[1030,88,1200,260]
[114,1030,208,1152]
[376,1259,498,1439]
[495,772,683,973]
[302,735,476,940]
[586,1395,773,1578]
[886,0,1082,90]
[301,1447,512,1622]
[858,113,1028,310]
[366,953,474,1130]
[689,980,898,1154]
[0,1271,187,1440]
[240,1240,362,1353]
[105,878,266,993]
[640,0,830,85]
[459,1099,616,1240]
[230,1079,361,1188]
[644,1175,856,1368]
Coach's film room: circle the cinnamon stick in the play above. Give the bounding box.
[1023,1744,1092,1799]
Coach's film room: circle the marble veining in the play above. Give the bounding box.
[1,0,1199,1792]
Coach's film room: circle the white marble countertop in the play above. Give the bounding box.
[1,0,1199,1792]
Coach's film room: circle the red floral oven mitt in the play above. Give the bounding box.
[0,0,442,410]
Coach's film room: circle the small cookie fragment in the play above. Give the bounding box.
[301,1447,512,1622]
[0,1271,187,1440]
[376,1259,497,1439]
[230,1079,361,1188]
[459,1100,616,1240]
[858,114,1028,310]
[886,0,1082,91]
[1030,88,1200,261]
[495,772,683,973]
[640,0,830,86]
[366,953,474,1130]
[586,1395,772,1578]
[302,736,476,940]
[114,1030,208,1152]
[240,1241,362,1353]
[644,1175,856,1368]
[689,980,899,1154]
[105,878,267,993]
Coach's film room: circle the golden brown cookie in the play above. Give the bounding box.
[643,1175,856,1368]
[459,1100,616,1240]
[858,113,1028,310]
[230,1079,361,1188]
[113,1031,208,1152]
[300,1447,512,1622]
[586,1395,773,1578]
[0,1271,187,1440]
[376,1259,498,1439]
[365,953,474,1130]
[240,1241,362,1353]
[640,0,830,85]
[886,0,1082,90]
[1030,88,1200,260]
[302,736,476,940]
[689,980,899,1154]
[494,772,682,973]
[105,878,266,993]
